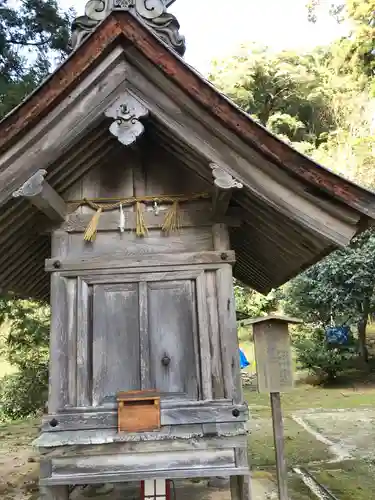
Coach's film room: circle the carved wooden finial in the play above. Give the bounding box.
[210,163,243,190]
[210,163,243,218]
[13,169,47,198]
[105,92,149,146]
[12,169,67,223]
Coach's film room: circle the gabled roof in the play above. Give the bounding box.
[0,10,374,299]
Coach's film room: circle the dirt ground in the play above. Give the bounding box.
[294,408,375,461]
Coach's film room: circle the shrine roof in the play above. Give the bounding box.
[0,10,375,299]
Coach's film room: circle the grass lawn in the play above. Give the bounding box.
[312,460,375,500]
[244,383,375,418]
[250,414,333,467]
[240,338,375,499]
[245,383,375,499]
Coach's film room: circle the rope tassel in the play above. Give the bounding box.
[84,207,103,242]
[162,201,181,233]
[135,202,148,237]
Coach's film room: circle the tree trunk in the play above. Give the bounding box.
[357,298,370,364]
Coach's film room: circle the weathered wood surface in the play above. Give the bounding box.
[49,267,241,409]
[148,280,198,398]
[212,224,242,404]
[196,272,213,400]
[253,321,294,393]
[206,270,224,398]
[59,398,233,411]
[76,277,91,407]
[39,485,69,500]
[41,404,248,432]
[125,55,359,246]
[0,47,128,206]
[48,232,69,414]
[61,209,242,232]
[217,265,242,403]
[68,226,214,257]
[35,422,248,448]
[39,435,247,458]
[271,392,289,500]
[12,169,67,222]
[45,251,235,272]
[66,278,77,407]
[40,466,249,486]
[139,280,151,389]
[50,449,235,477]
[230,476,252,500]
[211,163,243,218]
[79,270,203,284]
[212,223,231,252]
[92,283,140,405]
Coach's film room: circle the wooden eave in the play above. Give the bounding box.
[0,11,375,300]
[1,11,375,218]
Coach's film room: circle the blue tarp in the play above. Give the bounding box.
[239,348,250,369]
[325,326,350,345]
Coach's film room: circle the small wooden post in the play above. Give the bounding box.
[270,391,288,500]
[247,315,301,500]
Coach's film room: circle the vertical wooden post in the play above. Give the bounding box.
[270,392,288,500]
[40,485,69,500]
[248,315,301,500]
[48,231,70,413]
[213,223,250,500]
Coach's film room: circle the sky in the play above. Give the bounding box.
[62,0,350,75]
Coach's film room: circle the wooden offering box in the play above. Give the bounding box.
[117,390,161,433]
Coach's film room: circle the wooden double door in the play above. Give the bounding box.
[75,271,203,407]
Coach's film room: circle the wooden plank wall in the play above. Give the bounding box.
[48,135,240,413]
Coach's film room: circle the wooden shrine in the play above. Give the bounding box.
[0,2,375,499]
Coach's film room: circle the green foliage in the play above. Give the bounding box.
[0,364,48,420]
[293,326,358,382]
[283,229,375,361]
[266,112,306,142]
[209,46,334,144]
[0,0,72,118]
[0,297,50,370]
[0,297,50,420]
[234,279,279,318]
[284,230,375,325]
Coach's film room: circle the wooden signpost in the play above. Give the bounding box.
[248,315,302,500]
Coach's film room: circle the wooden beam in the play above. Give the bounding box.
[60,208,242,233]
[45,250,236,273]
[211,163,243,217]
[13,170,67,223]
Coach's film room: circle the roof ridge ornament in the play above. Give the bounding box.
[69,0,186,56]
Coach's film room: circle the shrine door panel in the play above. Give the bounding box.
[92,283,140,406]
[147,280,198,399]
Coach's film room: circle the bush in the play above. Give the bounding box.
[0,363,48,421]
[237,325,253,342]
[0,297,50,420]
[293,326,358,383]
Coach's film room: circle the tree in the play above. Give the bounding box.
[0,296,50,419]
[283,229,375,362]
[307,0,375,78]
[0,0,72,118]
[234,280,279,318]
[209,43,366,152]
